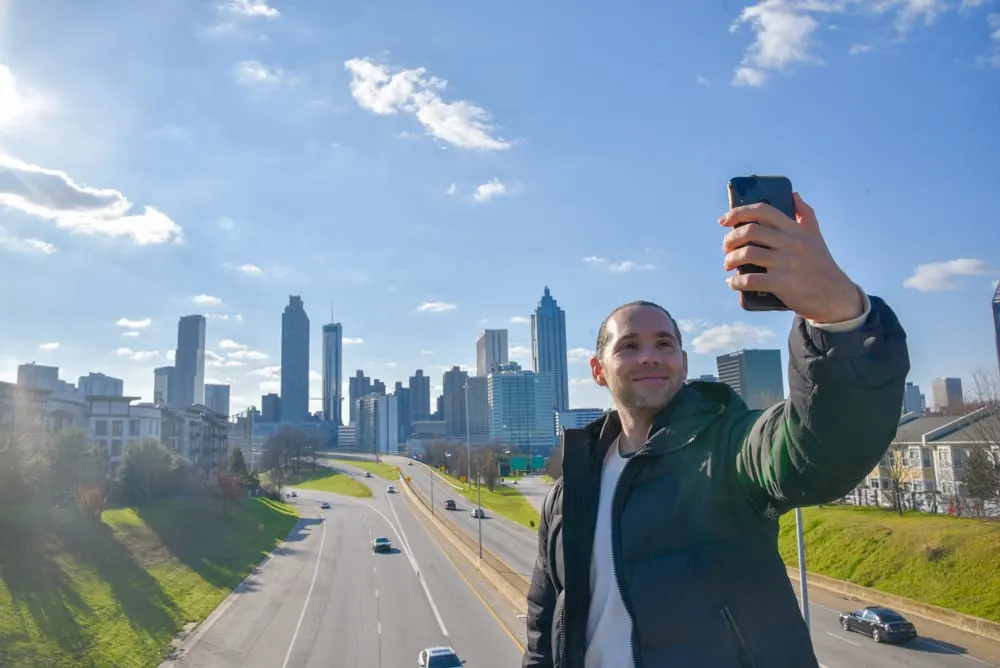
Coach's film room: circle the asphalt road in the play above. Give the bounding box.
[384,456,1000,668]
[163,471,525,668]
[509,475,553,513]
[387,456,539,579]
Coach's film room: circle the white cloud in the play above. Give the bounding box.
[903,258,997,292]
[509,316,530,324]
[39,342,59,351]
[677,318,710,334]
[228,349,268,361]
[386,362,398,367]
[115,347,160,361]
[206,313,243,322]
[218,338,246,350]
[166,350,176,362]
[961,0,990,10]
[0,64,52,130]
[222,0,279,18]
[0,154,183,245]
[567,347,594,362]
[234,60,283,86]
[473,178,508,203]
[570,378,594,387]
[691,323,775,354]
[416,301,457,313]
[218,216,235,230]
[116,317,151,329]
[260,380,280,394]
[343,337,364,345]
[309,369,321,381]
[697,75,711,85]
[122,331,140,338]
[344,57,510,150]
[192,294,223,306]
[582,256,656,272]
[510,345,532,359]
[0,232,57,254]
[421,349,434,355]
[446,182,457,195]
[983,13,1000,68]
[849,43,874,54]
[236,263,262,275]
[729,0,951,86]
[249,365,281,379]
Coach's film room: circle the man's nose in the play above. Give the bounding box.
[637,346,662,365]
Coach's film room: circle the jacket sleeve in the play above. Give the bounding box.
[732,294,910,515]
[523,483,558,667]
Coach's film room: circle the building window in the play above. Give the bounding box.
[129,419,140,437]
[111,440,123,457]
[112,420,123,437]
[95,420,108,436]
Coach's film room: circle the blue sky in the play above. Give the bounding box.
[1,0,998,415]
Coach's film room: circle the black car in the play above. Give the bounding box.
[839,606,917,643]
[444,499,457,510]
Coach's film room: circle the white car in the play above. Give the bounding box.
[386,485,396,494]
[417,646,464,667]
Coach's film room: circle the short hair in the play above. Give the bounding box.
[595,300,683,360]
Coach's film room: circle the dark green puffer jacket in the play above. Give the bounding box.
[523,295,910,668]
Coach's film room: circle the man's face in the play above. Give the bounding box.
[590,305,688,413]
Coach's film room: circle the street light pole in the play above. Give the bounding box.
[477,467,483,560]
[795,507,810,629]
[430,464,434,516]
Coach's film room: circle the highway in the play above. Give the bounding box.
[163,468,525,668]
[384,455,1000,668]
[386,455,539,579]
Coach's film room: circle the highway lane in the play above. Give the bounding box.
[510,475,554,513]
[387,455,539,579]
[164,474,524,667]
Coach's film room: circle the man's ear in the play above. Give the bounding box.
[590,356,607,388]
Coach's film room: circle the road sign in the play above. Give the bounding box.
[509,456,527,472]
[530,455,545,471]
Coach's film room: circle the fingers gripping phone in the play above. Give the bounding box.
[727,175,794,311]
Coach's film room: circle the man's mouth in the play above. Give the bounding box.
[633,376,668,384]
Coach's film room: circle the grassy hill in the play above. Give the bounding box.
[779,505,1000,623]
[0,496,298,668]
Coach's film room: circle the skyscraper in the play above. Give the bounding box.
[715,349,784,410]
[322,316,343,425]
[174,315,206,408]
[993,283,1000,375]
[205,384,231,416]
[348,370,372,425]
[531,286,569,411]
[280,295,310,423]
[476,329,509,376]
[442,366,468,437]
[409,369,431,423]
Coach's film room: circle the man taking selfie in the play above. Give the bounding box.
[522,193,909,668]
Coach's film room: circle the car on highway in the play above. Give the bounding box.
[417,646,464,667]
[386,484,396,493]
[839,606,917,643]
[470,507,486,518]
[320,501,331,509]
[371,536,392,553]
[288,491,297,498]
[365,471,372,478]
[444,499,457,510]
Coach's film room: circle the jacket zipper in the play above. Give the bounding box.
[556,600,566,668]
[610,433,701,668]
[720,605,757,668]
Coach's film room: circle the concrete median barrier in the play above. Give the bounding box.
[400,472,530,614]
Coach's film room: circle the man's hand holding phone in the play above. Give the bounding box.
[719,192,865,324]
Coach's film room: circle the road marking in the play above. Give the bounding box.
[378,621,382,635]
[408,490,525,653]
[279,512,328,668]
[825,631,860,647]
[345,496,418,573]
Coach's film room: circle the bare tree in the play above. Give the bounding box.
[545,444,563,480]
[960,369,1000,511]
[882,445,921,515]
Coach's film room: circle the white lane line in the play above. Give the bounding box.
[825,631,860,647]
[279,514,328,668]
[375,588,379,599]
[386,492,449,638]
[345,496,418,573]
[378,621,382,635]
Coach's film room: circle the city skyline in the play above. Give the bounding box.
[2,1,998,421]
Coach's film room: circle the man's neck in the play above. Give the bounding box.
[616,409,654,455]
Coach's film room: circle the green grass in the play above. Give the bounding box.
[330,458,400,480]
[0,496,298,668]
[779,505,1000,623]
[457,483,541,530]
[292,470,372,498]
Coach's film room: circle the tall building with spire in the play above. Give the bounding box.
[280,295,310,423]
[531,286,569,411]
[322,306,343,425]
[173,315,205,408]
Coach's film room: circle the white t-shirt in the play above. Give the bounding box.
[584,439,634,668]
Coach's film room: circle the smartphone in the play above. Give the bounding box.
[727,175,794,312]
